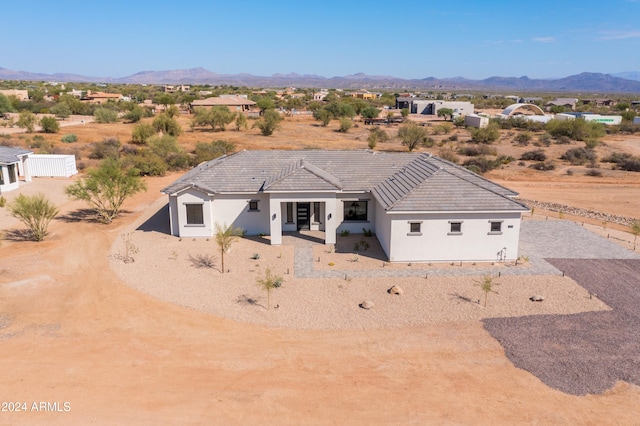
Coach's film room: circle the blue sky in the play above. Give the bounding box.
[2,0,639,80]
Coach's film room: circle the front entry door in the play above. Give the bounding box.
[296,203,310,230]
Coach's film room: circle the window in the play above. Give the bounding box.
[8,164,16,184]
[185,204,204,225]
[248,200,259,211]
[0,166,4,185]
[449,221,462,235]
[286,202,294,223]
[344,201,367,221]
[489,221,502,234]
[313,202,321,224]
[409,222,421,234]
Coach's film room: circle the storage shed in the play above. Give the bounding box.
[28,154,78,178]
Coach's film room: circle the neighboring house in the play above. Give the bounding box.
[0,146,32,194]
[395,97,474,116]
[556,113,622,125]
[313,90,329,101]
[0,89,29,101]
[546,98,578,111]
[162,150,528,262]
[82,91,123,104]
[190,96,256,112]
[581,98,617,107]
[518,97,542,104]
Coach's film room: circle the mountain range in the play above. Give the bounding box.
[2,66,640,93]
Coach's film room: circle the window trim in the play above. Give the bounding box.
[184,203,205,226]
[248,200,260,212]
[343,200,368,222]
[407,221,422,236]
[448,221,463,235]
[488,220,503,235]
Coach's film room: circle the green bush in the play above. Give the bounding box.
[338,118,353,133]
[61,134,78,143]
[470,122,500,144]
[193,140,236,164]
[131,123,156,145]
[94,107,119,123]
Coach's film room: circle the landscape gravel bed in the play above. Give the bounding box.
[483,259,640,395]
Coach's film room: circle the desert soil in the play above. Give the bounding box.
[1,116,640,423]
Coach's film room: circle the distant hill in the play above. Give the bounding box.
[2,66,640,93]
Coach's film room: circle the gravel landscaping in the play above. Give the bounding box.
[483,258,640,395]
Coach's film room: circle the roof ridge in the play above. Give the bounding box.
[374,153,440,210]
[262,158,342,191]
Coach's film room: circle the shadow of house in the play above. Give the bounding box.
[137,203,171,234]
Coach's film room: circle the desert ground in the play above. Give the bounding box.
[1,114,640,424]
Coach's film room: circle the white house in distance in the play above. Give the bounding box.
[162,151,528,262]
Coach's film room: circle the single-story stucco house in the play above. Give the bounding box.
[0,146,32,194]
[161,150,529,262]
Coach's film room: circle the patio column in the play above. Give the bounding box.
[324,198,337,245]
[269,198,282,245]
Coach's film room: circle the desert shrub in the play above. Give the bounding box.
[545,118,605,141]
[94,107,119,123]
[462,156,499,174]
[152,113,182,136]
[193,140,236,164]
[618,157,640,172]
[89,137,121,159]
[602,152,632,164]
[459,144,496,156]
[123,106,144,123]
[495,154,515,165]
[584,138,601,149]
[448,134,458,142]
[585,168,603,177]
[338,118,352,133]
[131,123,156,145]
[537,133,552,146]
[61,133,77,143]
[423,136,436,147]
[470,122,500,144]
[438,147,459,164]
[367,127,389,148]
[514,131,532,146]
[40,116,60,133]
[30,135,53,152]
[529,161,556,171]
[554,135,573,145]
[619,122,640,134]
[125,150,168,176]
[560,147,597,165]
[520,149,547,161]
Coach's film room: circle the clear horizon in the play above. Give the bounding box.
[2,0,639,80]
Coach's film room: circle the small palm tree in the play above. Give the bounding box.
[9,193,59,241]
[214,222,243,273]
[256,268,283,310]
[477,275,499,307]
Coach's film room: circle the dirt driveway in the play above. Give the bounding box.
[0,176,639,424]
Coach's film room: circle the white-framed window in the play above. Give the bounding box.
[448,221,463,235]
[408,221,422,236]
[344,200,367,221]
[185,203,204,225]
[248,200,259,212]
[489,221,503,234]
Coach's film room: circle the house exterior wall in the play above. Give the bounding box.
[169,188,214,238]
[410,100,474,116]
[386,212,522,262]
[374,200,392,259]
[211,193,270,236]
